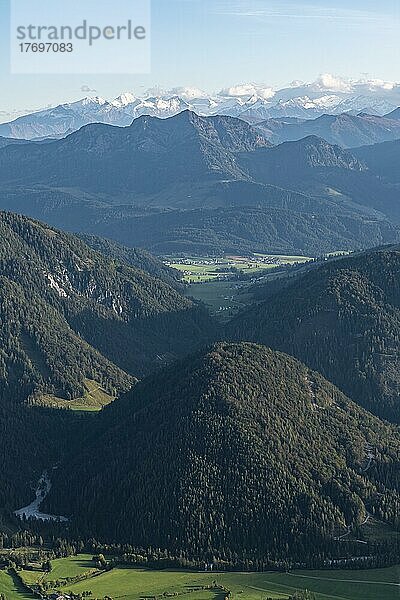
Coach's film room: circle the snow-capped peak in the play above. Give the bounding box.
[112,92,136,107]
[2,76,400,141]
[80,96,107,106]
[166,87,208,100]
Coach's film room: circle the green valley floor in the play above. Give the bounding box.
[6,555,400,600]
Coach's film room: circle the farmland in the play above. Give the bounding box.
[166,254,312,284]
[0,570,34,600]
[186,280,252,318]
[166,254,312,319]
[7,557,400,600]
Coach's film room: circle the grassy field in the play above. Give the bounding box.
[168,254,312,283]
[37,379,115,412]
[186,280,252,319]
[0,570,34,600]
[172,253,312,319]
[13,562,397,600]
[19,554,98,588]
[46,554,97,580]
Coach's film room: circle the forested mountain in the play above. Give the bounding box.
[0,211,216,525]
[0,111,269,193]
[0,211,214,399]
[353,139,400,184]
[256,113,400,148]
[0,217,129,405]
[229,246,400,424]
[0,113,399,255]
[79,204,397,257]
[1,185,398,256]
[241,136,400,222]
[46,343,400,562]
[78,235,184,291]
[0,136,30,149]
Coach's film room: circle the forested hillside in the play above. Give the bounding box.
[241,136,400,222]
[229,246,400,424]
[78,234,184,291]
[47,343,400,562]
[0,212,214,392]
[0,211,216,526]
[0,136,30,149]
[354,139,400,184]
[0,400,79,524]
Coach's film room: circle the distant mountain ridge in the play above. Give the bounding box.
[0,112,399,256]
[0,111,270,193]
[0,135,30,148]
[256,112,400,148]
[1,76,400,140]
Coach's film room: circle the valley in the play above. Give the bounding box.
[1,56,400,599]
[166,254,312,283]
[0,555,398,600]
[167,253,312,318]
[0,218,399,571]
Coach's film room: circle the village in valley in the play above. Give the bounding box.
[164,253,313,318]
[165,254,312,284]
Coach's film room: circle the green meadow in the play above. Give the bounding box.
[10,558,399,600]
[37,380,115,412]
[168,254,312,283]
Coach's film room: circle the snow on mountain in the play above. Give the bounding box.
[0,97,133,140]
[124,96,191,119]
[78,96,107,107]
[329,95,397,116]
[111,93,136,108]
[1,75,399,140]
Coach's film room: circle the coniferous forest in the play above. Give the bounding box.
[2,5,400,598]
[0,209,399,570]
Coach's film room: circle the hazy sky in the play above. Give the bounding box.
[0,0,399,119]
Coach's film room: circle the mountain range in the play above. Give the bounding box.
[2,76,400,140]
[0,111,399,256]
[1,73,400,569]
[2,71,400,579]
[0,210,399,565]
[256,112,400,148]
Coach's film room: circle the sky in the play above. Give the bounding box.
[0,0,399,121]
